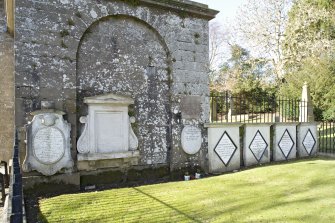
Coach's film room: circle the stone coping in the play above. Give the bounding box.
[205,122,318,128]
[77,151,140,161]
[138,0,219,19]
[204,123,244,128]
[273,122,300,126]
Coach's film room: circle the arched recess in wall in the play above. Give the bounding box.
[76,15,172,165]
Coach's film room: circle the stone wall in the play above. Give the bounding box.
[0,0,14,162]
[14,0,217,171]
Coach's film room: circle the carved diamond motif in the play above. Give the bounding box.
[303,129,316,155]
[249,130,268,162]
[214,131,237,166]
[278,129,294,159]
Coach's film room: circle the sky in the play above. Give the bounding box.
[192,0,246,25]
[191,0,247,68]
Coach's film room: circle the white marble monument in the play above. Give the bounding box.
[77,94,139,162]
[181,125,202,155]
[299,82,314,122]
[23,102,73,176]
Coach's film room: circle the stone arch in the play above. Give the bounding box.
[76,15,172,165]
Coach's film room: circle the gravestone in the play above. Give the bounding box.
[243,124,271,166]
[273,123,297,161]
[297,123,318,157]
[22,101,73,176]
[77,94,139,169]
[205,123,242,173]
[181,125,202,155]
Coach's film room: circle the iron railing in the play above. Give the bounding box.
[5,130,23,223]
[318,122,335,154]
[210,92,310,123]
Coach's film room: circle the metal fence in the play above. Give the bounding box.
[318,122,335,154]
[4,130,24,223]
[210,92,310,123]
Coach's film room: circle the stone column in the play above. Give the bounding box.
[299,82,314,122]
[0,0,14,163]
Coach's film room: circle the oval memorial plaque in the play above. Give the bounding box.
[181,126,202,155]
[33,127,65,165]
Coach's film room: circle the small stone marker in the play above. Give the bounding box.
[214,131,237,166]
[303,129,316,155]
[278,129,294,159]
[181,96,201,120]
[181,125,202,155]
[249,130,268,162]
[23,102,73,176]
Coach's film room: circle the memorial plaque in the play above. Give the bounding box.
[33,127,65,164]
[181,96,201,120]
[249,130,268,162]
[23,111,73,176]
[303,129,316,155]
[214,131,237,166]
[181,125,202,155]
[278,129,294,159]
[77,93,139,157]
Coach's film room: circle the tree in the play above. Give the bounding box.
[209,22,226,72]
[208,21,235,88]
[282,0,335,70]
[279,0,335,120]
[213,44,273,96]
[234,0,292,80]
[279,57,335,120]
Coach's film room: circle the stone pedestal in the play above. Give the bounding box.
[206,123,242,173]
[273,123,298,161]
[23,105,73,176]
[77,94,139,170]
[297,123,318,157]
[243,124,272,167]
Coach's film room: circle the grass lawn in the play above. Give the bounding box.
[39,159,335,223]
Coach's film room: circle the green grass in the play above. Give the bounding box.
[39,159,335,223]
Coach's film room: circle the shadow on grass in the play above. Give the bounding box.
[133,187,203,223]
[37,157,335,222]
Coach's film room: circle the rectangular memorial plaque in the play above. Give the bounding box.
[181,96,201,120]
